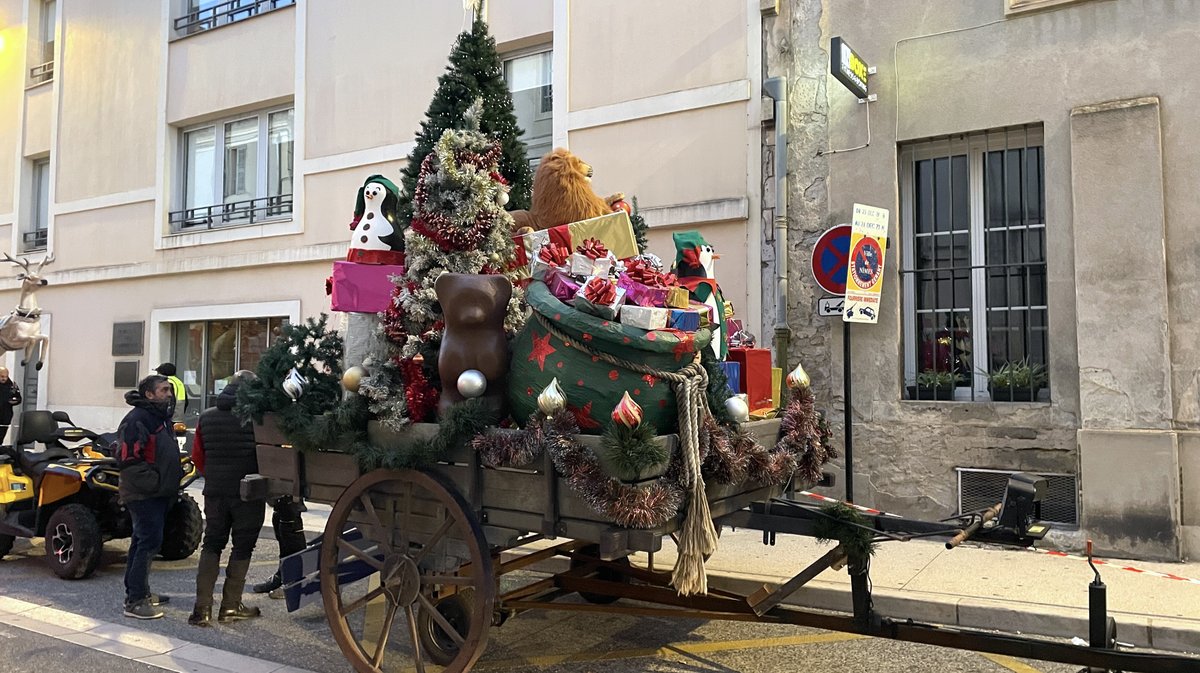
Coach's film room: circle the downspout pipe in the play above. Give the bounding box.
[763,77,789,369]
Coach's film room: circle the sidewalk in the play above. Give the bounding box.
[195,482,1200,654]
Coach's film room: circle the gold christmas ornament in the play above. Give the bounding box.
[786,361,811,389]
[537,377,567,415]
[611,391,644,429]
[724,395,750,423]
[341,365,367,393]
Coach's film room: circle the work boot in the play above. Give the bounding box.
[252,571,281,594]
[189,551,220,627]
[218,558,261,623]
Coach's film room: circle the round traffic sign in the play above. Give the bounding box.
[811,224,852,295]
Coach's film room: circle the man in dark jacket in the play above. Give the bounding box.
[118,375,184,620]
[188,371,263,626]
[0,367,21,445]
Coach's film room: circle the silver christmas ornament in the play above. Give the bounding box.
[457,369,488,399]
[537,377,567,415]
[282,368,308,403]
[724,395,750,423]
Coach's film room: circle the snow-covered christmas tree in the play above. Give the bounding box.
[365,100,526,427]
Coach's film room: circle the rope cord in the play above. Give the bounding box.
[534,313,718,594]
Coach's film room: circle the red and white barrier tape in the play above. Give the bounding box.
[1026,548,1200,585]
[795,490,904,518]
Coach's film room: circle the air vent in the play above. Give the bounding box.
[957,468,1078,526]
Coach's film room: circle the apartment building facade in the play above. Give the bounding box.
[769,0,1199,560]
[0,1,767,430]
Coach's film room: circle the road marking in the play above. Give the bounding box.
[981,653,1044,673]
[469,631,865,670]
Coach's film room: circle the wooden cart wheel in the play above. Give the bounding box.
[322,469,494,673]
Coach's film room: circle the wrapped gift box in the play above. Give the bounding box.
[665,287,691,309]
[573,277,626,320]
[771,367,783,409]
[617,274,670,308]
[330,261,405,313]
[544,268,582,303]
[691,301,716,326]
[567,252,598,277]
[728,347,773,410]
[513,211,639,271]
[719,361,741,395]
[621,305,669,330]
[668,308,701,332]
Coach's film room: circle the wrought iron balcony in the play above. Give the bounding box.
[174,0,295,36]
[168,194,293,233]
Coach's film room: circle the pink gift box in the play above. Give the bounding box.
[617,274,670,308]
[544,268,582,303]
[330,261,404,313]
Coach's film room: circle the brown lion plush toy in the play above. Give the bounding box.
[510,148,623,233]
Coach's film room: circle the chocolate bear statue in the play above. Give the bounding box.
[434,273,513,418]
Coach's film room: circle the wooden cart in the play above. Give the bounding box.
[255,415,786,673]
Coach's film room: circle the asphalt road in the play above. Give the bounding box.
[0,530,1089,673]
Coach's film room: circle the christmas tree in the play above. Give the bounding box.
[397,16,533,224]
[371,100,526,426]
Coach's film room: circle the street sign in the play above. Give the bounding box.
[810,224,852,296]
[843,203,889,324]
[830,37,869,99]
[817,296,844,317]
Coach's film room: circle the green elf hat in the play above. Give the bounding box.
[352,174,401,224]
[672,230,711,273]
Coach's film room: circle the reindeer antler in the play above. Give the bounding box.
[2,253,31,274]
[35,254,54,274]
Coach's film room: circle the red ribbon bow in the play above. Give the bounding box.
[576,238,609,260]
[623,258,660,286]
[537,242,571,266]
[582,277,617,305]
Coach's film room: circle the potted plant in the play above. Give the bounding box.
[986,359,1048,402]
[907,369,963,401]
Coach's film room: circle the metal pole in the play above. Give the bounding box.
[763,77,790,369]
[843,320,854,502]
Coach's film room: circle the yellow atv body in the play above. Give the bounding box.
[0,410,202,579]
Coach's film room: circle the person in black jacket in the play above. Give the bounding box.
[188,371,263,626]
[117,375,184,620]
[0,367,21,445]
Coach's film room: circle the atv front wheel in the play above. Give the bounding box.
[159,493,202,560]
[45,504,103,579]
[0,533,14,558]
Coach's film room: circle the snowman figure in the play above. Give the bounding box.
[346,175,405,265]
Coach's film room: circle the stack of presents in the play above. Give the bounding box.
[512,211,784,419]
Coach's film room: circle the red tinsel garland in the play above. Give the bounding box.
[399,357,439,423]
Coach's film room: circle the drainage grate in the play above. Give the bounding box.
[957,468,1078,526]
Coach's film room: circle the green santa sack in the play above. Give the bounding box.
[507,280,712,434]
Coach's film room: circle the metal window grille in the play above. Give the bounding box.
[22,230,48,252]
[168,194,292,231]
[899,124,1049,402]
[173,0,295,36]
[958,467,1078,526]
[29,61,53,85]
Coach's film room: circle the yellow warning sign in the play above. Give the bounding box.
[843,203,889,324]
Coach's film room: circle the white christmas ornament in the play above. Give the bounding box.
[725,395,750,423]
[496,189,509,207]
[457,369,487,398]
[282,368,308,403]
[537,377,567,415]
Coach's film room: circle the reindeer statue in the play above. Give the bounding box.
[0,253,53,370]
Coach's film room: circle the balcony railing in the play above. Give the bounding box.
[29,61,54,85]
[22,229,48,252]
[168,194,293,233]
[174,0,295,36]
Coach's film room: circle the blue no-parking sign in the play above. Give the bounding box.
[811,224,852,296]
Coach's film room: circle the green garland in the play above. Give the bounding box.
[600,423,666,478]
[352,398,498,472]
[812,502,878,561]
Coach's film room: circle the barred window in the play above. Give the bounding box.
[900,125,1048,402]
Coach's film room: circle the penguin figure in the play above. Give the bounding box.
[347,175,405,264]
[672,231,727,360]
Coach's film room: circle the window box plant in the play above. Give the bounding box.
[907,369,963,401]
[986,359,1048,402]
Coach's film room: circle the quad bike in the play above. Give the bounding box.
[0,410,202,579]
